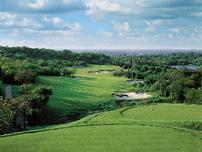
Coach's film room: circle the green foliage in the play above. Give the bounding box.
[0,100,14,135]
[157,70,202,103]
[14,69,37,84]
[0,46,111,82]
[185,88,202,104]
[0,46,110,66]
[19,85,52,114]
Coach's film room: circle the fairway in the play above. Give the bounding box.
[0,104,202,152]
[37,65,132,120]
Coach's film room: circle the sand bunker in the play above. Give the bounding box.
[88,70,115,75]
[113,92,152,100]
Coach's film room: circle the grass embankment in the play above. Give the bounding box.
[0,104,202,152]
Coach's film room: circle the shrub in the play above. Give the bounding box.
[0,100,14,134]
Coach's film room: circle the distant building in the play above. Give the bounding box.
[170,65,199,71]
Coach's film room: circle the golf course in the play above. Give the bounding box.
[0,65,202,152]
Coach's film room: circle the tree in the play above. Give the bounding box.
[185,89,202,104]
[60,68,75,77]
[14,69,37,84]
[19,85,52,125]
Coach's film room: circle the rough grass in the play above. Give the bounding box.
[0,104,202,152]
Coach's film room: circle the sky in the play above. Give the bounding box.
[0,0,202,50]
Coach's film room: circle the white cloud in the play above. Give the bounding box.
[44,16,64,26]
[144,19,164,32]
[0,12,42,29]
[86,0,121,15]
[145,27,155,32]
[44,16,82,31]
[20,17,42,28]
[114,22,130,32]
[98,31,113,38]
[0,12,16,25]
[69,22,82,31]
[170,28,181,33]
[145,19,163,27]
[20,0,48,9]
[52,17,64,25]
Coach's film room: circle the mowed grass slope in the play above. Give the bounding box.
[0,104,202,152]
[37,65,132,118]
[84,104,202,124]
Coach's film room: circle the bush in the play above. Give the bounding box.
[0,100,14,134]
[185,88,202,104]
[14,69,37,84]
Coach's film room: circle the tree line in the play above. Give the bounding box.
[112,53,202,104]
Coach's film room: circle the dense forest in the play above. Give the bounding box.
[0,46,202,135]
[0,46,110,84]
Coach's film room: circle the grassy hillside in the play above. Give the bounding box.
[36,65,132,122]
[85,104,202,124]
[0,104,202,152]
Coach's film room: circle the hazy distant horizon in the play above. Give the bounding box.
[1,45,202,55]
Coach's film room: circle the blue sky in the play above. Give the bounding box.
[0,0,202,49]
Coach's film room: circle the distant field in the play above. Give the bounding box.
[37,65,132,121]
[0,104,202,152]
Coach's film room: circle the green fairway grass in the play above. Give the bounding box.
[85,104,202,125]
[0,104,202,152]
[37,65,132,121]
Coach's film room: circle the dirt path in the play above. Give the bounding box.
[4,85,12,98]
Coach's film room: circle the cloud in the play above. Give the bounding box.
[44,16,64,26]
[114,22,130,32]
[86,0,121,15]
[98,31,113,38]
[192,12,202,17]
[43,16,82,31]
[0,0,85,13]
[84,0,202,21]
[1,0,202,49]
[20,0,48,9]
[0,12,43,29]
[144,19,164,32]
[170,28,181,33]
